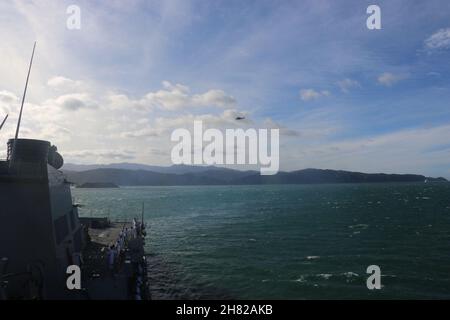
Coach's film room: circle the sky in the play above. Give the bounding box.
[0,0,450,177]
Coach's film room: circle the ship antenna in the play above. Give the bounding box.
[0,114,8,131]
[10,42,36,165]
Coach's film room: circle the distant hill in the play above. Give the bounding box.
[233,169,447,184]
[64,168,225,186]
[63,166,447,186]
[76,182,119,188]
[63,163,226,174]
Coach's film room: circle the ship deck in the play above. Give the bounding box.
[80,221,147,300]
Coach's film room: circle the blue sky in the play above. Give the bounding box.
[0,0,450,177]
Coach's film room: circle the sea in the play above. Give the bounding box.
[73,183,450,299]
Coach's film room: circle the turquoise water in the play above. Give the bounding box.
[73,183,450,299]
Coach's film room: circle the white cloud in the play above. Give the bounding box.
[107,93,147,111]
[53,93,97,111]
[107,82,237,112]
[286,124,450,177]
[337,78,360,93]
[39,124,72,142]
[121,127,162,138]
[0,77,256,165]
[0,90,19,114]
[118,108,301,145]
[144,82,190,110]
[427,72,441,77]
[300,88,330,101]
[65,149,136,162]
[0,90,19,103]
[377,72,406,87]
[47,76,82,89]
[425,28,450,51]
[192,89,237,108]
[169,109,248,132]
[144,81,236,111]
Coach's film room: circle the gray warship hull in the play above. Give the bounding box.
[0,139,148,300]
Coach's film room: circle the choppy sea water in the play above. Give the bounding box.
[73,183,450,299]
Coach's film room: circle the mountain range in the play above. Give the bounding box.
[62,163,447,186]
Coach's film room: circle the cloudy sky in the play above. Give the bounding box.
[0,0,450,177]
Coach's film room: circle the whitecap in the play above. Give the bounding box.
[342,272,359,278]
[306,256,320,260]
[348,224,368,229]
[294,276,306,283]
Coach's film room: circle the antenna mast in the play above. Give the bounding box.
[10,42,36,165]
[15,41,36,140]
[0,114,8,131]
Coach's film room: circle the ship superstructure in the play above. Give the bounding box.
[0,139,83,299]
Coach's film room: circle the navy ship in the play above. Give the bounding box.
[0,43,148,300]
